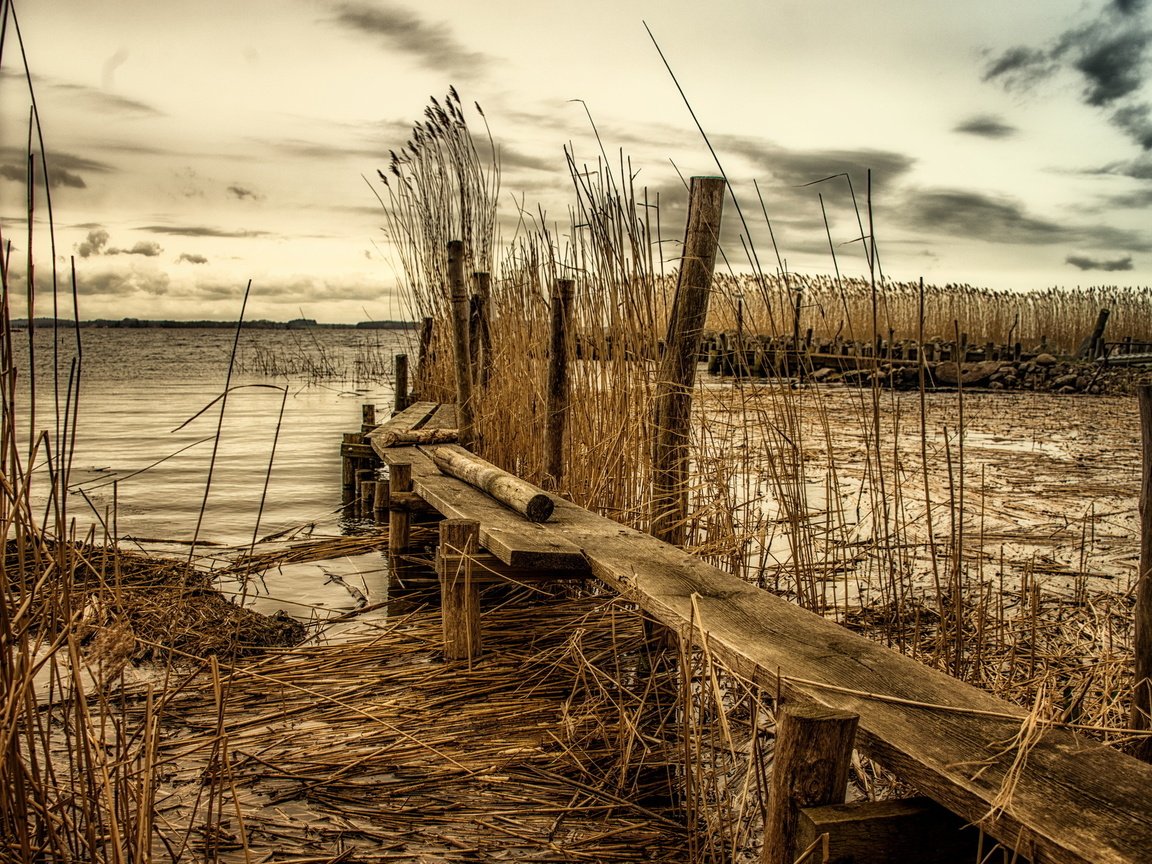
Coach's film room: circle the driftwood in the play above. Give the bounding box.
[431,445,555,523]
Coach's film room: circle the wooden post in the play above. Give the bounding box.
[341,432,360,505]
[1132,385,1152,762]
[763,704,859,864]
[416,315,433,396]
[470,272,492,389]
[651,175,725,546]
[437,518,482,660]
[448,241,475,448]
[361,403,376,434]
[388,462,413,586]
[356,468,375,516]
[545,278,575,486]
[373,479,390,523]
[393,354,409,415]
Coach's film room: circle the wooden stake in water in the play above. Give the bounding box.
[393,354,409,415]
[651,176,725,546]
[545,278,575,486]
[448,241,475,448]
[1132,385,1152,762]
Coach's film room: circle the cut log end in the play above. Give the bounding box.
[525,494,555,524]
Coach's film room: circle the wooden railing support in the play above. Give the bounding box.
[388,462,413,588]
[1132,384,1152,762]
[393,354,409,415]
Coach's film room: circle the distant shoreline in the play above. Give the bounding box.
[9,318,415,331]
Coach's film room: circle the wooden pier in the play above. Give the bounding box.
[340,399,1152,864]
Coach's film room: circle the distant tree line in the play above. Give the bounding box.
[8,318,414,330]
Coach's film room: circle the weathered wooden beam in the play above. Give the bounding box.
[340,441,375,461]
[763,704,858,864]
[437,518,482,661]
[651,176,725,546]
[795,797,980,864]
[431,445,554,523]
[393,354,409,415]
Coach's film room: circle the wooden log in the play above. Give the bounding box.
[651,175,725,546]
[796,797,979,864]
[436,518,482,661]
[393,354,409,415]
[448,241,475,448]
[1133,384,1152,762]
[763,704,858,864]
[431,445,554,523]
[374,428,458,449]
[545,278,575,485]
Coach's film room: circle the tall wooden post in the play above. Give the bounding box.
[651,176,725,546]
[763,704,859,864]
[545,278,575,486]
[437,518,482,661]
[416,316,433,397]
[448,241,475,448]
[470,272,492,390]
[1132,385,1152,762]
[393,354,409,415]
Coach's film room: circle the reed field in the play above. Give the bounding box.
[5,21,1152,860]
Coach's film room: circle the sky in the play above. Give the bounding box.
[2,0,1151,324]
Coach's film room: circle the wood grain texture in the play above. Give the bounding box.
[431,445,554,523]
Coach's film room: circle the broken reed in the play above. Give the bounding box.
[382,95,1144,742]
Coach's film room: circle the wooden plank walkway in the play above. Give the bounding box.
[367,407,1152,864]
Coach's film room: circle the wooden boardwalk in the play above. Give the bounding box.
[364,401,1152,864]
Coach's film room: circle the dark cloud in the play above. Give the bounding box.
[107,241,162,257]
[140,225,270,238]
[1108,186,1152,206]
[328,2,491,77]
[954,114,1018,139]
[78,229,110,258]
[0,147,113,190]
[983,4,1152,150]
[75,269,170,298]
[1066,253,1134,270]
[227,184,261,201]
[0,162,88,189]
[899,187,1152,251]
[177,253,209,264]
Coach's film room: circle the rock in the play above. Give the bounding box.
[1052,373,1078,388]
[1057,385,1077,394]
[933,360,1001,386]
[811,366,835,381]
[989,381,1004,390]
[1034,353,1059,367]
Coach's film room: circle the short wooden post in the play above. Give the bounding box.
[388,462,413,586]
[361,404,376,435]
[341,432,360,505]
[393,354,409,415]
[763,704,859,864]
[356,468,375,516]
[437,518,482,661]
[373,479,390,522]
[651,176,725,546]
[545,278,575,486]
[1132,385,1152,762]
[448,241,475,448]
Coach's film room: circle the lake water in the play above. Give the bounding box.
[10,326,414,623]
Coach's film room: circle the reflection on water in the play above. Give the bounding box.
[11,326,414,621]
